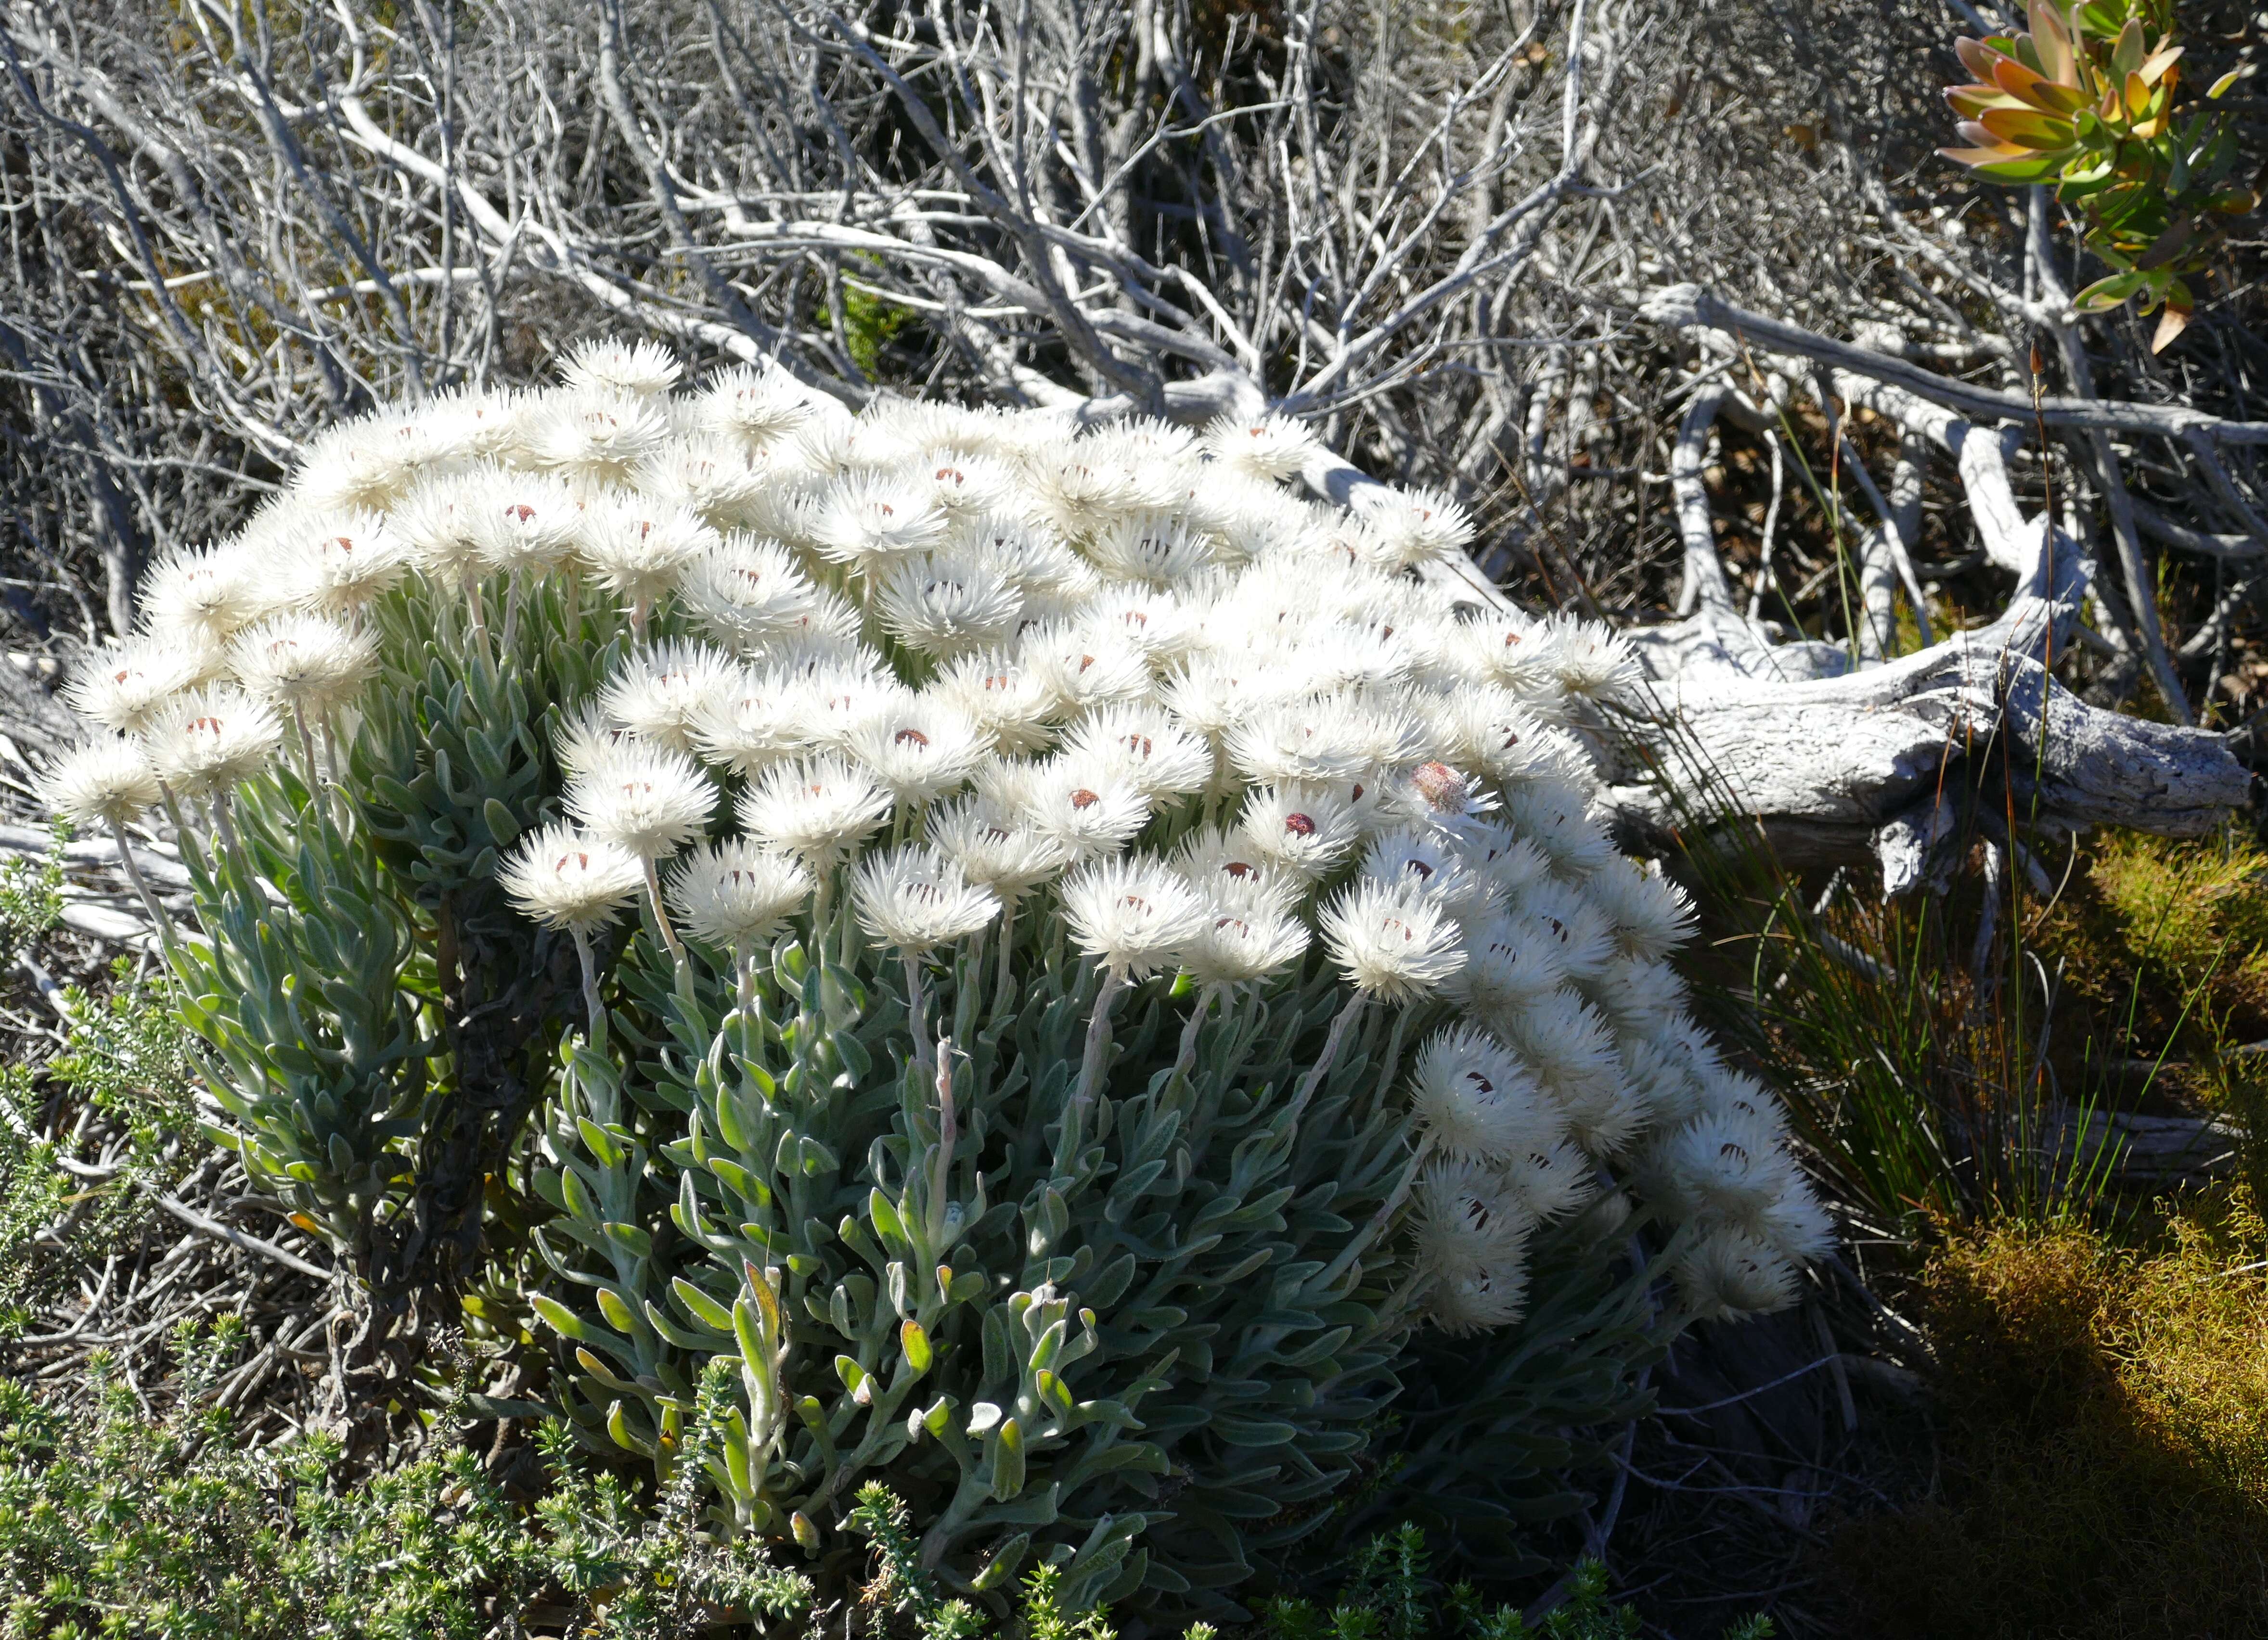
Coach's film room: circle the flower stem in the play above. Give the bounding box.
[107,817,178,953]
[992,900,1018,1018]
[643,857,687,967]
[1289,992,1367,1125]
[1173,982,1221,1084]
[571,925,606,1051]
[1069,967,1130,1128]
[904,954,932,1086]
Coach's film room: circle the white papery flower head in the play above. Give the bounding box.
[1497,987,1637,1155]
[1537,612,1642,701]
[1204,412,1315,482]
[874,553,1023,659]
[425,387,531,463]
[845,696,988,807]
[564,741,716,860]
[689,667,810,777]
[1318,878,1466,1003]
[1060,855,1207,977]
[228,614,376,717]
[636,437,768,526]
[562,337,683,399]
[144,685,284,799]
[600,641,740,753]
[792,665,912,752]
[1451,912,1568,1017]
[1450,612,1565,699]
[577,495,719,608]
[532,388,671,476]
[931,651,1059,756]
[1411,1157,1533,1284]
[737,754,893,869]
[1362,827,1500,926]
[965,514,1093,600]
[1585,856,1697,961]
[1503,781,1618,877]
[1672,1226,1799,1321]
[1518,881,1617,982]
[141,546,260,643]
[1466,821,1554,897]
[696,364,813,451]
[275,512,411,615]
[1237,783,1362,882]
[1426,1262,1531,1336]
[44,737,162,829]
[668,839,813,950]
[1409,1026,1560,1164]
[501,822,647,935]
[929,794,1071,901]
[851,844,1001,955]
[65,634,215,735]
[1225,694,1380,787]
[677,537,821,653]
[1353,486,1474,570]
[1019,621,1152,717]
[1179,885,1310,985]
[1430,689,1582,790]
[471,469,581,572]
[1085,514,1216,587]
[920,450,1017,519]
[998,756,1151,862]
[294,412,436,514]
[392,470,500,583]
[1062,704,1214,800]
[1171,825,1295,903]
[811,471,946,575]
[1495,1139,1602,1224]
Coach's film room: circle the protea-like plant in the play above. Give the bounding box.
[1940,0,2254,350]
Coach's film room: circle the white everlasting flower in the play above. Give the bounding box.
[564,741,717,860]
[919,450,1017,519]
[1178,883,1310,985]
[1451,913,1569,1017]
[761,594,870,673]
[1318,878,1466,1004]
[501,822,647,935]
[1430,688,1580,789]
[1497,987,1638,1156]
[1585,857,1697,961]
[1086,585,1194,663]
[931,651,1059,756]
[1494,1139,1602,1224]
[425,386,531,463]
[1518,882,1617,982]
[1450,612,1565,700]
[1620,1037,1708,1132]
[1466,821,1554,897]
[1501,782,1617,877]
[1205,412,1316,483]
[1411,1157,1533,1284]
[1060,855,1207,978]
[964,514,1093,601]
[929,794,1071,901]
[391,471,500,584]
[792,666,913,752]
[599,642,740,754]
[1426,1262,1531,1336]
[696,364,813,451]
[1062,704,1213,801]
[1005,756,1151,862]
[736,755,893,870]
[43,738,163,829]
[553,705,644,780]
[531,389,671,477]
[562,337,683,399]
[851,844,1001,955]
[228,614,376,718]
[577,495,720,612]
[1084,514,1216,587]
[1589,954,1689,1034]
[1353,487,1474,571]
[1408,1027,1560,1165]
[874,553,1023,659]
[667,839,813,950]
[1673,1226,1799,1321]
[64,634,215,735]
[1536,612,1642,701]
[293,412,436,514]
[278,512,412,615]
[144,685,284,799]
[1019,621,1152,717]
[811,472,946,575]
[1171,825,1296,903]
[689,668,810,777]
[677,537,822,653]
[634,438,770,528]
[141,546,261,644]
[471,469,581,573]
[1237,783,1362,882]
[844,696,988,807]
[1225,694,1381,787]
[1361,828,1502,927]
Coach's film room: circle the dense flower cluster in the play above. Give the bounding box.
[47,338,1828,1328]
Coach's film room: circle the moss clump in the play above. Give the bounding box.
[1824,1192,2268,1638]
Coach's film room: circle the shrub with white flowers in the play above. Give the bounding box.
[43,339,1829,1617]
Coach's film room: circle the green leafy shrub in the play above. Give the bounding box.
[1939,0,2255,349]
[45,349,1832,1615]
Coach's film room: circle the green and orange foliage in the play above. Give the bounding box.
[1825,1189,2268,1639]
[1937,1,2255,350]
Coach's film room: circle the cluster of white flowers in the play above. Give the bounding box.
[46,336,1829,1331]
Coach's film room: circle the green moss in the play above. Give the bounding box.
[1823,1193,2268,1638]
